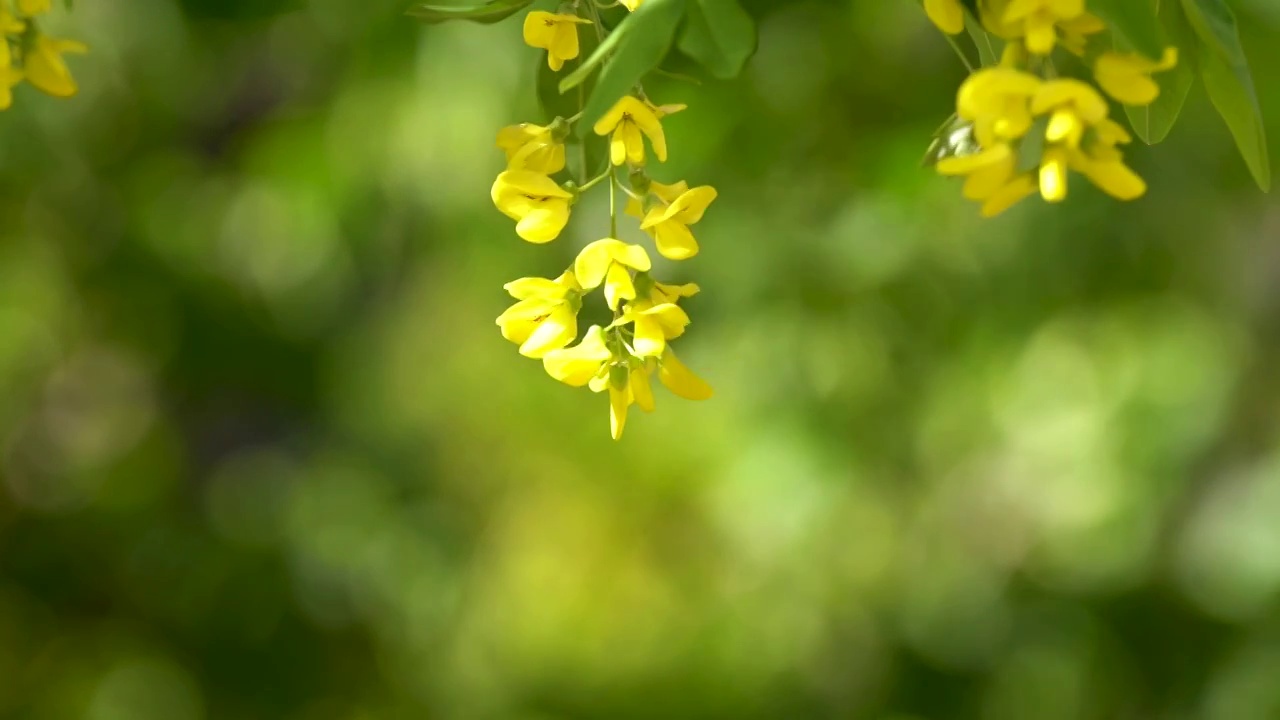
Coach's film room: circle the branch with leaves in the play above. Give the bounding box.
[411,0,756,439]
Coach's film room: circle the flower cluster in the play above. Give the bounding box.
[1,0,86,111]
[923,0,1178,216]
[493,3,715,440]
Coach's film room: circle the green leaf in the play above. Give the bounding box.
[964,11,1000,67]
[1090,0,1164,59]
[1124,0,1196,144]
[1180,0,1271,191]
[405,0,532,24]
[677,0,757,79]
[572,0,687,137]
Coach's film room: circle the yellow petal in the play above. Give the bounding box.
[18,0,52,15]
[593,95,645,136]
[548,23,581,64]
[609,381,630,440]
[24,35,86,98]
[1039,147,1070,202]
[631,365,656,412]
[1031,79,1108,124]
[543,326,612,386]
[651,221,699,261]
[1080,158,1147,200]
[658,348,713,401]
[981,173,1038,217]
[936,143,1013,176]
[515,199,570,243]
[924,0,965,34]
[519,305,578,358]
[523,12,560,50]
[604,262,636,310]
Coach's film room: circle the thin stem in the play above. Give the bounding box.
[943,33,976,73]
[608,173,618,238]
[578,167,613,192]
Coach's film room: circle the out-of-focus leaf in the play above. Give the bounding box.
[677,0,756,79]
[1124,0,1196,144]
[1181,0,1271,191]
[405,0,532,24]
[1091,0,1164,59]
[964,12,1000,67]
[572,0,686,136]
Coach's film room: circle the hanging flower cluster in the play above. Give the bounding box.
[1,0,86,111]
[493,3,715,440]
[922,0,1178,216]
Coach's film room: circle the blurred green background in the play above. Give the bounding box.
[2,0,1280,717]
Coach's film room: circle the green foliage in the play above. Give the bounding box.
[410,0,759,133]
[1181,0,1271,191]
[677,0,757,80]
[406,0,533,24]
[1090,0,1164,59]
[1124,0,1196,145]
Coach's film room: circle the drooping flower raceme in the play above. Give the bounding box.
[488,7,716,439]
[920,0,1178,216]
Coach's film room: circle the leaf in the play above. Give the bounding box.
[572,0,687,137]
[405,0,532,24]
[1180,0,1271,191]
[964,11,1000,67]
[1090,0,1164,59]
[1124,0,1196,144]
[677,0,757,79]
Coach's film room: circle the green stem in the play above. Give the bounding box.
[608,173,618,238]
[943,33,976,73]
[578,168,613,192]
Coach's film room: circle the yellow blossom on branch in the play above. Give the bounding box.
[1094,48,1179,106]
[924,0,965,35]
[491,170,574,243]
[639,185,717,260]
[496,122,566,174]
[594,95,667,167]
[24,34,89,98]
[522,11,592,72]
[495,272,582,358]
[574,238,652,310]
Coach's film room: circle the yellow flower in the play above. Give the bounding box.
[522,11,591,72]
[1002,0,1086,55]
[1029,81,1145,203]
[924,0,965,34]
[496,122,565,174]
[17,0,51,15]
[491,170,574,243]
[543,325,614,387]
[593,95,667,167]
[1094,48,1179,106]
[1074,118,1146,200]
[956,68,1042,146]
[936,143,1037,217]
[496,271,581,358]
[613,300,690,359]
[24,34,89,98]
[574,238,652,309]
[657,348,712,401]
[619,0,643,10]
[543,328,654,440]
[639,185,717,260]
